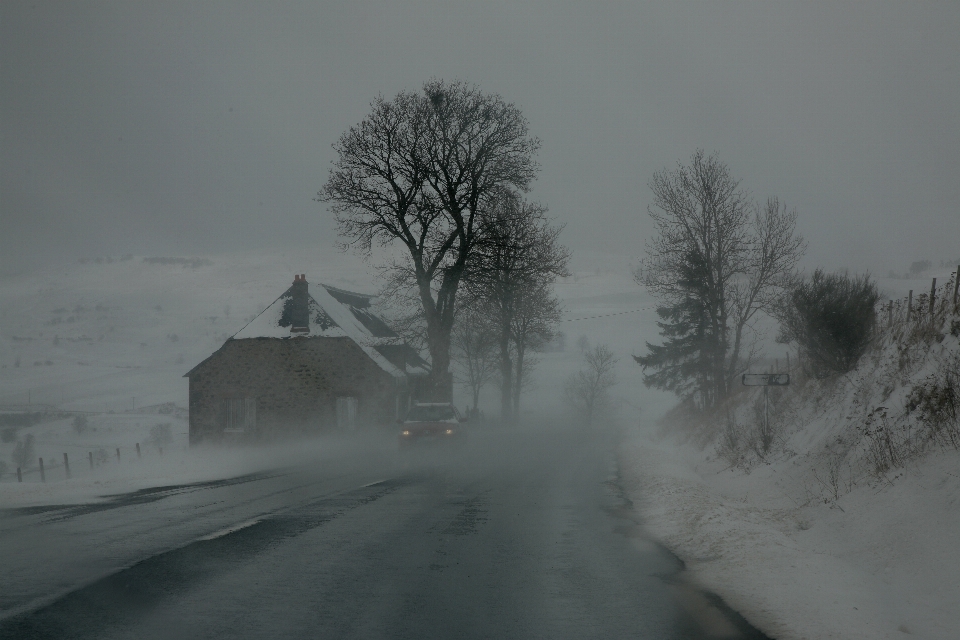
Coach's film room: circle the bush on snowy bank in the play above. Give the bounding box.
[659,274,960,502]
[774,270,880,378]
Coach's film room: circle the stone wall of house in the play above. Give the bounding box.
[187,337,401,443]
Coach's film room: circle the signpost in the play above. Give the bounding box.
[742,373,791,443]
[742,373,790,386]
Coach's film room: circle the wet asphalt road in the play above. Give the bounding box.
[0,429,770,639]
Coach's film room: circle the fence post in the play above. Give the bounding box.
[63,452,70,479]
[116,448,120,462]
[39,458,45,483]
[17,467,22,482]
[88,451,94,469]
[929,278,937,315]
[136,442,141,459]
[954,265,959,308]
[907,290,913,321]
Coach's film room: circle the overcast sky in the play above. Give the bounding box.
[2,1,958,277]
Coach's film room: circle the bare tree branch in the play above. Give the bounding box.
[319,81,540,398]
[636,151,805,409]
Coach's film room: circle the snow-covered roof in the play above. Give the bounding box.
[227,279,429,378]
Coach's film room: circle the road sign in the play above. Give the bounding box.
[741,373,790,386]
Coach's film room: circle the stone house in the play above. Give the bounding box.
[184,274,428,443]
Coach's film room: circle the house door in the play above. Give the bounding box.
[221,396,256,433]
[336,397,358,430]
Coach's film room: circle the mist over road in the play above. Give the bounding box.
[0,430,768,639]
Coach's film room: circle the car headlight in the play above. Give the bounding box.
[445,429,453,434]
[402,430,410,436]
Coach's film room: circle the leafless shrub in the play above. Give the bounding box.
[906,359,960,448]
[812,453,849,502]
[564,344,619,428]
[858,407,909,476]
[750,395,776,458]
[716,416,745,466]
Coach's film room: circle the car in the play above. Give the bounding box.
[397,403,467,448]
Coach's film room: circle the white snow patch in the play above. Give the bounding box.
[619,433,960,640]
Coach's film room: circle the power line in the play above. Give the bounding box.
[561,306,654,323]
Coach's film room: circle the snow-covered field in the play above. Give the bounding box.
[3,249,958,639]
[0,249,388,502]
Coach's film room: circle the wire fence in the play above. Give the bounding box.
[878,266,960,331]
[1,440,171,484]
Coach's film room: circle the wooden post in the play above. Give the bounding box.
[39,458,45,483]
[930,278,937,315]
[136,442,141,459]
[116,448,120,462]
[907,290,913,321]
[88,451,94,469]
[954,265,960,308]
[63,453,70,479]
[17,467,22,482]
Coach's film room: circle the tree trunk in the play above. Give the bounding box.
[424,319,452,400]
[499,323,513,425]
[471,383,481,415]
[419,273,459,402]
[512,340,525,418]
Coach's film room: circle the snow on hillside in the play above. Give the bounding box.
[0,249,378,410]
[0,250,381,498]
[619,268,960,639]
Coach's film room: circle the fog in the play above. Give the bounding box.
[3,1,959,277]
[4,5,960,636]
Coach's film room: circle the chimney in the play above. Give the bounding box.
[290,274,310,333]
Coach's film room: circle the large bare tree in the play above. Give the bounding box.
[320,81,540,398]
[464,190,569,423]
[637,150,805,408]
[509,281,563,416]
[450,301,499,415]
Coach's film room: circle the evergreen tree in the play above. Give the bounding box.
[635,251,718,408]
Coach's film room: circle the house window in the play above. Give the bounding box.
[336,397,358,430]
[221,396,257,433]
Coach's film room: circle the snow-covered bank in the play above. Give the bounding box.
[619,273,960,640]
[620,434,960,639]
